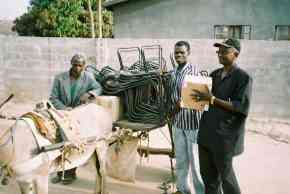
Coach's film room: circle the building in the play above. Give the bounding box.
[0,20,17,36]
[104,0,290,40]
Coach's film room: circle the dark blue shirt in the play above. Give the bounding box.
[198,65,253,156]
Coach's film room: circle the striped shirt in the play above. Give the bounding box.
[169,63,202,130]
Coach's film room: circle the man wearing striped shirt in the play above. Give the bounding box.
[169,41,204,194]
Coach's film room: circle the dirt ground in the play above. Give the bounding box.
[1,103,290,194]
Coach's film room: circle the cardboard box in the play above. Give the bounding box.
[93,96,124,122]
[181,75,212,111]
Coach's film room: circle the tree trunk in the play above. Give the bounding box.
[87,0,95,38]
[98,0,102,38]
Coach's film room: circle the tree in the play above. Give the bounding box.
[12,0,113,38]
[87,0,95,38]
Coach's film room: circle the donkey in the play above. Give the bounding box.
[0,102,112,194]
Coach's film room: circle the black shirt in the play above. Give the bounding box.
[198,65,253,156]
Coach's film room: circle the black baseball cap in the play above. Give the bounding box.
[214,38,241,53]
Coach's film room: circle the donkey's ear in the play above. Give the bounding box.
[46,101,55,109]
[46,102,52,109]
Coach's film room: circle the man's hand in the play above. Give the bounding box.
[191,86,212,102]
[80,93,92,104]
[175,100,181,112]
[168,100,181,119]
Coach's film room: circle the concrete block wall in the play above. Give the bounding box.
[0,35,289,121]
[238,41,290,120]
[103,39,290,120]
[0,36,4,94]
[0,36,97,101]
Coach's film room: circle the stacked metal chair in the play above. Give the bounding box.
[98,45,172,130]
[87,45,175,182]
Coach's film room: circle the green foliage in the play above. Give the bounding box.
[12,0,113,37]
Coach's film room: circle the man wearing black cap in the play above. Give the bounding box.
[192,38,252,194]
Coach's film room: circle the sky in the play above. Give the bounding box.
[0,0,30,20]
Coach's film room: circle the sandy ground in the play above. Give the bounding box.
[0,103,290,194]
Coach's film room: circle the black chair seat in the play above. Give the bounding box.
[113,119,166,132]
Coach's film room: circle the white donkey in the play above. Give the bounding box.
[0,102,112,194]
